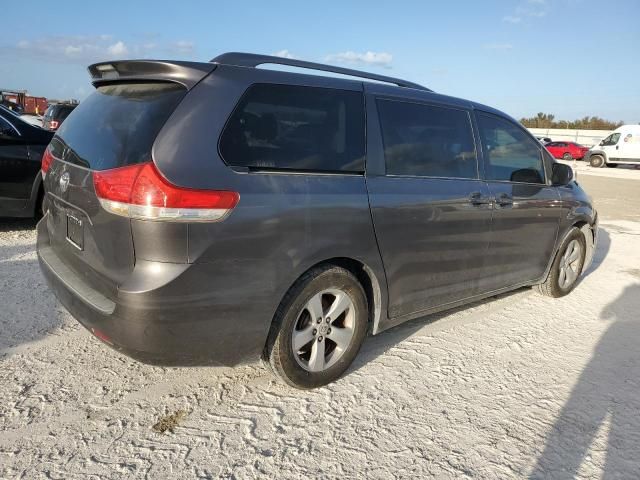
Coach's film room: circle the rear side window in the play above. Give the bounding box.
[376,100,477,178]
[219,84,365,172]
[55,83,185,170]
[477,113,545,184]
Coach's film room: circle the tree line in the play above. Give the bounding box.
[520,113,624,130]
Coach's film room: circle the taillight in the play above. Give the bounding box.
[41,147,54,179]
[93,162,239,222]
[50,120,59,130]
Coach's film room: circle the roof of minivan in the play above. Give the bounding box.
[87,54,518,125]
[208,52,517,121]
[211,52,430,91]
[364,81,516,122]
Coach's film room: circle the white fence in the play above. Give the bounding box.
[527,128,612,147]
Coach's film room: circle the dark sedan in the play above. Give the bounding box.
[0,105,54,218]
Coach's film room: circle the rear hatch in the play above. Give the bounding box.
[42,80,191,293]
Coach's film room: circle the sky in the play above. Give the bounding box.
[1,0,638,123]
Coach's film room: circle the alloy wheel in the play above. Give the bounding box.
[291,289,355,372]
[558,239,582,289]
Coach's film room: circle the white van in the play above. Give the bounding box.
[585,125,640,168]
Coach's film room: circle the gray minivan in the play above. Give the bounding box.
[37,53,598,388]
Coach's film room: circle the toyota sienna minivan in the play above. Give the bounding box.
[37,52,598,388]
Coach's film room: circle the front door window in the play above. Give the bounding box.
[601,133,621,146]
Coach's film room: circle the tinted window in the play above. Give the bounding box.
[56,106,75,121]
[0,115,17,135]
[376,100,477,178]
[220,84,365,172]
[54,83,185,170]
[477,114,545,184]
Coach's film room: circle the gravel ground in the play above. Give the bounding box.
[2,183,640,478]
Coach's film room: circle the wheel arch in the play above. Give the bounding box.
[264,256,384,360]
[575,220,596,272]
[319,257,383,334]
[588,149,608,165]
[541,219,596,284]
[27,171,44,217]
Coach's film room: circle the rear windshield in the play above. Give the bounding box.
[53,82,185,170]
[56,105,76,121]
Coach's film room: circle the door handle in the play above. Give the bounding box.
[496,193,513,207]
[468,191,492,206]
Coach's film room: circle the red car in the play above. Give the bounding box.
[545,141,590,160]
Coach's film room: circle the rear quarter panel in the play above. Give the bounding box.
[151,65,388,352]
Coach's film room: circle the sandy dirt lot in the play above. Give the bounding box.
[1,175,639,479]
[558,159,640,222]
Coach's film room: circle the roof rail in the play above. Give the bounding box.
[210,52,431,91]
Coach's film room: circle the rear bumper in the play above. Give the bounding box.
[36,215,270,366]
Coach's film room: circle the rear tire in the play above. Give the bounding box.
[562,152,573,160]
[536,228,586,298]
[265,265,368,389]
[589,155,605,168]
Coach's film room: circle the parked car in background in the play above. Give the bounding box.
[545,141,590,160]
[535,136,552,144]
[42,104,77,131]
[584,125,640,168]
[37,53,597,388]
[19,114,44,127]
[1,100,24,114]
[1,91,48,115]
[0,105,54,218]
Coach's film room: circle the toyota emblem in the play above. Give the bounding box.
[59,172,70,193]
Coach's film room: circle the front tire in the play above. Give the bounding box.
[589,154,605,168]
[536,228,586,298]
[265,265,368,389]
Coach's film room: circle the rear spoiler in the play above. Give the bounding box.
[87,60,216,90]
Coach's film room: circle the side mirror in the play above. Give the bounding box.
[551,162,574,186]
